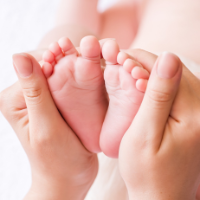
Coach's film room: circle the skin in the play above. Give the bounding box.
[119,50,200,200]
[38,0,200,65]
[1,49,200,199]
[1,0,200,198]
[0,53,98,200]
[30,0,140,61]
[131,0,200,64]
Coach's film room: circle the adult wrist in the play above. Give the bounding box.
[24,166,97,200]
[24,178,92,200]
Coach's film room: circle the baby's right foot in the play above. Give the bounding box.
[100,40,149,158]
[42,36,108,153]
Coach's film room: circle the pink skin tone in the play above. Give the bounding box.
[42,36,107,153]
[42,36,149,158]
[100,40,149,158]
[1,0,200,198]
[0,53,98,200]
[28,0,200,159]
[117,51,149,92]
[119,51,200,200]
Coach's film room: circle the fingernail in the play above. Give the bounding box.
[157,52,180,79]
[13,53,33,78]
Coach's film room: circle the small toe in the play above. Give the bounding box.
[42,62,53,78]
[136,79,148,92]
[131,67,150,80]
[123,59,138,73]
[102,40,119,64]
[49,42,63,61]
[117,52,129,65]
[80,36,101,61]
[58,37,78,56]
[43,50,55,65]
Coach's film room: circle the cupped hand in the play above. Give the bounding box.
[0,54,98,200]
[119,50,200,200]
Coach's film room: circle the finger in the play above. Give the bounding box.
[130,52,182,150]
[126,49,199,122]
[12,53,67,134]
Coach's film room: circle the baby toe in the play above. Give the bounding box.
[132,67,150,80]
[43,50,55,65]
[136,79,148,92]
[117,52,129,65]
[42,62,53,78]
[58,37,78,56]
[80,36,101,61]
[123,58,138,73]
[49,42,63,62]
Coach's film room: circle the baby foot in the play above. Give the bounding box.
[100,40,149,158]
[42,36,108,153]
[118,51,149,92]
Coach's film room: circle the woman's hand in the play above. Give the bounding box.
[119,51,200,200]
[0,54,98,200]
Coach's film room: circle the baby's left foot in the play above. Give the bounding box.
[100,41,149,158]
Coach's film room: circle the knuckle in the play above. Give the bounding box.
[23,87,43,103]
[31,133,52,149]
[23,87,42,98]
[147,88,171,104]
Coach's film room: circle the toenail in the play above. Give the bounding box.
[13,53,33,78]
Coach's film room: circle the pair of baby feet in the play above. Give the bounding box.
[42,36,149,158]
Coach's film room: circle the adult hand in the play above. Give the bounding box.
[119,51,200,200]
[0,54,98,200]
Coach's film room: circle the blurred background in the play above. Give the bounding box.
[0,0,119,199]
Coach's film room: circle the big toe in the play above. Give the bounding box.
[80,36,101,60]
[102,40,119,64]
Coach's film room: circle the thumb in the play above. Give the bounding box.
[13,53,61,129]
[132,52,182,149]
